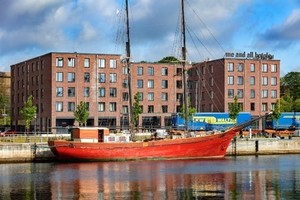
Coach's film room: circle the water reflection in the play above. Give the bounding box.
[0,155,300,199]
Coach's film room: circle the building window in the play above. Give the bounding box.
[177,93,183,102]
[56,87,63,97]
[148,92,154,101]
[262,77,268,86]
[148,105,154,113]
[237,89,243,98]
[148,67,154,76]
[250,103,255,111]
[122,66,128,74]
[138,92,143,101]
[84,58,90,67]
[227,76,234,85]
[98,59,105,68]
[122,106,128,114]
[250,89,255,98]
[228,89,234,98]
[122,92,129,101]
[162,80,168,89]
[84,72,90,82]
[177,68,183,75]
[209,65,214,73]
[237,76,244,85]
[227,62,234,72]
[56,102,63,112]
[271,64,277,72]
[137,67,143,75]
[250,76,255,85]
[68,72,75,82]
[209,77,214,86]
[202,66,206,75]
[262,103,268,111]
[137,80,143,88]
[162,92,168,101]
[261,90,268,98]
[123,79,128,88]
[68,58,75,67]
[271,103,276,111]
[98,102,105,112]
[262,64,268,72]
[110,87,117,97]
[161,67,168,76]
[210,91,214,99]
[162,105,168,113]
[98,87,105,97]
[262,90,268,98]
[271,77,277,86]
[250,63,255,72]
[68,102,75,112]
[271,90,277,98]
[110,59,117,68]
[68,87,75,97]
[56,72,63,82]
[237,63,244,72]
[109,102,117,112]
[56,57,63,67]
[84,87,90,97]
[110,73,117,83]
[148,80,154,88]
[176,80,182,89]
[98,73,105,83]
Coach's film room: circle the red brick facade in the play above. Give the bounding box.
[10,52,184,132]
[190,58,280,117]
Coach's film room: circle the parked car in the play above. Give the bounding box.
[0,129,17,136]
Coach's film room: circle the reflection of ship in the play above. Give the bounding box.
[50,160,229,199]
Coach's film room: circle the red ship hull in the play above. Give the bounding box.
[48,129,237,162]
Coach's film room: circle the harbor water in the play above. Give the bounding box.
[0,155,300,199]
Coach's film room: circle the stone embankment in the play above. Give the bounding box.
[1,137,300,163]
[0,143,55,163]
[226,137,300,156]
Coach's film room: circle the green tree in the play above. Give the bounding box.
[132,93,142,128]
[158,56,180,63]
[228,96,241,123]
[281,72,300,100]
[74,101,89,126]
[282,93,300,112]
[179,97,196,123]
[20,95,37,132]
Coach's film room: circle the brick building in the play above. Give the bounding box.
[188,52,280,128]
[0,71,11,124]
[10,52,184,132]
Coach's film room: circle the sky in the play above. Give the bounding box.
[1,0,300,76]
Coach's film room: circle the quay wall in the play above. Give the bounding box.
[1,138,300,163]
[0,143,55,163]
[226,138,300,156]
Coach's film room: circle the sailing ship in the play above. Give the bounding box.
[48,0,267,162]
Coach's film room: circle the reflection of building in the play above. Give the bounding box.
[10,52,184,132]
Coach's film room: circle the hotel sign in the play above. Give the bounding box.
[224,52,274,60]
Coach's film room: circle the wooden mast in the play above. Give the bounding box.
[181,0,188,131]
[125,0,134,134]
